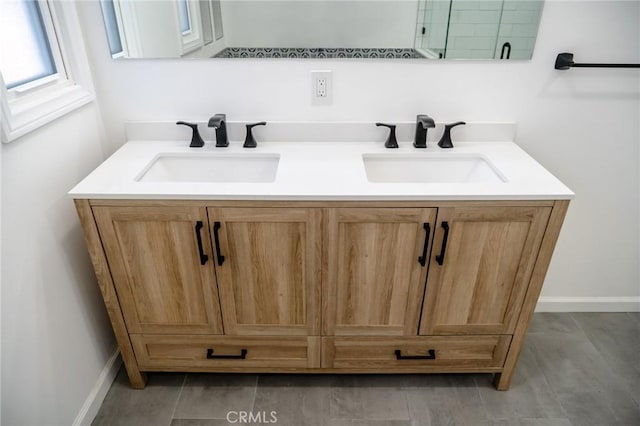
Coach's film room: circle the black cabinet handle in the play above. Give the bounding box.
[213,221,225,266]
[395,349,436,360]
[435,221,450,266]
[417,223,431,266]
[195,221,208,265]
[206,348,248,359]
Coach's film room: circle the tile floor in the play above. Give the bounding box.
[92,313,640,426]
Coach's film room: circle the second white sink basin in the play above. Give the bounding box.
[137,153,280,183]
[363,153,506,183]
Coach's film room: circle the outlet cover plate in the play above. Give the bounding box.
[311,70,332,105]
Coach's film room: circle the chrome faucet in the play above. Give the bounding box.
[208,114,229,147]
[413,114,436,148]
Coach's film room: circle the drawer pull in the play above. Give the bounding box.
[395,349,436,360]
[213,221,225,266]
[435,221,450,265]
[418,222,431,266]
[195,221,209,265]
[206,348,248,359]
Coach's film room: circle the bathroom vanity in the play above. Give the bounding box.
[70,122,572,390]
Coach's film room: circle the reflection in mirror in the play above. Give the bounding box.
[101,0,544,60]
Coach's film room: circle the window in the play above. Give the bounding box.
[0,0,94,143]
[100,0,125,57]
[0,1,59,89]
[177,0,192,35]
[178,0,203,55]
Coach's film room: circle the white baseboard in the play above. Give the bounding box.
[535,297,640,312]
[73,347,122,426]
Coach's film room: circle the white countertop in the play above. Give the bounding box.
[69,136,574,201]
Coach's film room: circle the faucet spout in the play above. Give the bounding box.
[414,114,436,148]
[208,113,229,147]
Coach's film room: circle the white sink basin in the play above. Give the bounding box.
[362,153,506,183]
[136,153,280,183]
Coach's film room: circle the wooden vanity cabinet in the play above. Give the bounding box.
[75,200,568,391]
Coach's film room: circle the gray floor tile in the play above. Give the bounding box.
[407,374,490,426]
[518,419,573,426]
[322,419,353,426]
[329,376,364,420]
[555,391,621,426]
[328,375,410,421]
[92,368,185,426]
[476,341,565,420]
[529,313,581,334]
[173,373,257,419]
[571,313,640,405]
[171,420,236,426]
[252,374,331,426]
[529,327,640,425]
[358,386,409,420]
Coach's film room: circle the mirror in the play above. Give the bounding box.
[100,0,544,60]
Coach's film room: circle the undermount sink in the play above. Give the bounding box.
[362,153,506,183]
[136,153,280,183]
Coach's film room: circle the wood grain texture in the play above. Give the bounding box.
[74,200,147,389]
[93,206,223,335]
[209,208,322,335]
[495,200,570,390]
[324,208,437,336]
[131,334,320,369]
[322,335,511,369]
[420,206,551,335]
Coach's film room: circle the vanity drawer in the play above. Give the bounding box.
[322,335,511,371]
[132,335,320,370]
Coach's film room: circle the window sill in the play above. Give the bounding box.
[1,81,94,143]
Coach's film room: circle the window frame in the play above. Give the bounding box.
[99,0,127,59]
[178,0,203,55]
[1,0,95,143]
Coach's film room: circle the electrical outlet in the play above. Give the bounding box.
[311,70,332,105]
[316,78,327,97]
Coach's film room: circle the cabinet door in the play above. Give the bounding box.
[324,208,437,336]
[93,206,223,335]
[420,206,551,335]
[208,208,321,336]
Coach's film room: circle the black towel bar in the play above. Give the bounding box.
[555,53,640,70]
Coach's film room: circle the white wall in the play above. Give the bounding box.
[1,103,116,425]
[221,1,418,48]
[78,0,639,309]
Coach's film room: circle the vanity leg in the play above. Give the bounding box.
[493,200,569,391]
[493,371,512,391]
[74,199,147,389]
[126,368,147,389]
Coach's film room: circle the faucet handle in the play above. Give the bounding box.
[176,121,205,148]
[244,121,267,148]
[376,122,399,149]
[437,121,466,149]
